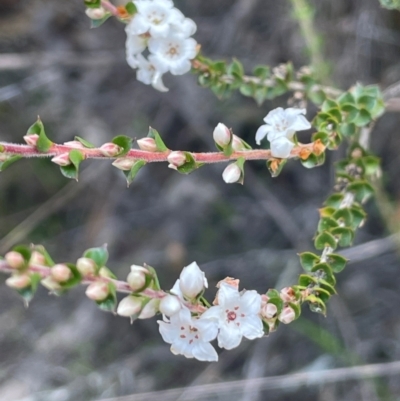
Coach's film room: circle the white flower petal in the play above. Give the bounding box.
[218,324,242,350]
[158,321,178,344]
[152,72,169,92]
[126,14,149,36]
[288,115,311,132]
[218,282,240,306]
[270,137,294,159]
[240,290,262,315]
[264,107,285,125]
[196,318,219,342]
[192,342,218,362]
[170,59,192,75]
[171,339,193,358]
[201,305,222,321]
[255,125,272,145]
[240,315,264,340]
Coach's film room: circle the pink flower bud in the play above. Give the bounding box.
[51,264,72,283]
[127,268,147,292]
[85,7,107,20]
[138,298,160,319]
[261,303,278,319]
[23,134,39,146]
[232,135,247,151]
[76,258,97,276]
[6,274,31,289]
[117,296,142,317]
[51,153,71,167]
[5,251,25,269]
[41,277,62,291]
[278,306,296,324]
[29,251,46,265]
[213,123,231,147]
[159,294,181,316]
[112,158,135,171]
[85,282,109,301]
[222,163,241,184]
[137,138,158,152]
[99,143,122,157]
[63,141,85,149]
[280,287,296,303]
[167,151,186,167]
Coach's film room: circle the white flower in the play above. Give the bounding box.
[127,0,176,38]
[179,262,208,299]
[169,9,197,38]
[136,55,168,92]
[148,35,197,75]
[255,107,311,145]
[158,308,218,361]
[125,33,148,69]
[202,283,264,350]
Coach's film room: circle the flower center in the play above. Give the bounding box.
[166,44,180,58]
[227,311,237,321]
[148,11,166,25]
[180,325,200,344]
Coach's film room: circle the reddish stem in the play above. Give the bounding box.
[0,142,315,164]
[100,0,120,17]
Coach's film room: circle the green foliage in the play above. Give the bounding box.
[123,160,147,187]
[83,246,109,270]
[60,150,85,181]
[27,118,52,152]
[147,127,168,152]
[379,0,400,10]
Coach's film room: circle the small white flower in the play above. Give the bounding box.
[136,55,168,92]
[255,107,311,145]
[158,308,218,361]
[169,9,197,38]
[127,0,176,38]
[125,33,147,69]
[202,283,264,350]
[148,35,197,75]
[179,262,208,299]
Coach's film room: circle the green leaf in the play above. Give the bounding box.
[357,95,376,112]
[347,180,374,203]
[332,208,353,227]
[312,131,330,146]
[60,150,85,181]
[308,89,326,105]
[324,193,344,209]
[313,287,331,303]
[12,245,32,267]
[16,273,41,306]
[253,65,271,80]
[112,135,133,156]
[84,0,101,8]
[32,245,55,266]
[239,82,256,97]
[349,206,367,229]
[311,263,336,286]
[319,280,337,295]
[327,253,347,273]
[27,118,52,152]
[353,109,372,127]
[362,155,380,176]
[227,58,244,79]
[337,92,356,106]
[147,127,168,152]
[301,153,325,169]
[58,264,82,290]
[317,217,339,233]
[266,297,284,314]
[177,152,202,175]
[0,155,22,172]
[341,104,359,123]
[339,123,356,137]
[314,231,337,250]
[267,158,287,177]
[330,227,354,247]
[84,245,109,269]
[299,274,319,286]
[123,160,146,187]
[322,99,340,112]
[74,136,95,148]
[289,302,301,319]
[299,252,320,272]
[125,2,138,14]
[305,295,327,315]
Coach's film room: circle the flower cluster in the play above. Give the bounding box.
[255,107,311,158]
[125,0,198,91]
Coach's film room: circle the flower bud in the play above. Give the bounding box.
[280,287,296,303]
[213,123,231,147]
[51,264,72,283]
[23,134,39,146]
[112,158,135,171]
[127,267,147,292]
[222,163,241,184]
[76,258,97,276]
[231,135,247,151]
[179,261,207,299]
[167,151,186,167]
[5,251,25,269]
[51,153,71,167]
[85,7,107,20]
[159,294,181,316]
[64,141,85,149]
[99,143,122,157]
[85,282,109,301]
[138,298,160,319]
[41,276,62,291]
[6,274,31,289]
[137,138,158,152]
[261,303,278,319]
[278,306,296,324]
[29,251,46,266]
[117,296,142,317]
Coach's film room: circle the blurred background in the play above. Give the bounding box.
[1,0,400,400]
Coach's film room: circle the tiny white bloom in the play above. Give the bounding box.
[202,283,264,350]
[125,33,148,69]
[148,35,197,75]
[158,308,218,361]
[255,107,311,145]
[169,8,197,38]
[179,262,208,299]
[270,137,294,159]
[136,55,168,92]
